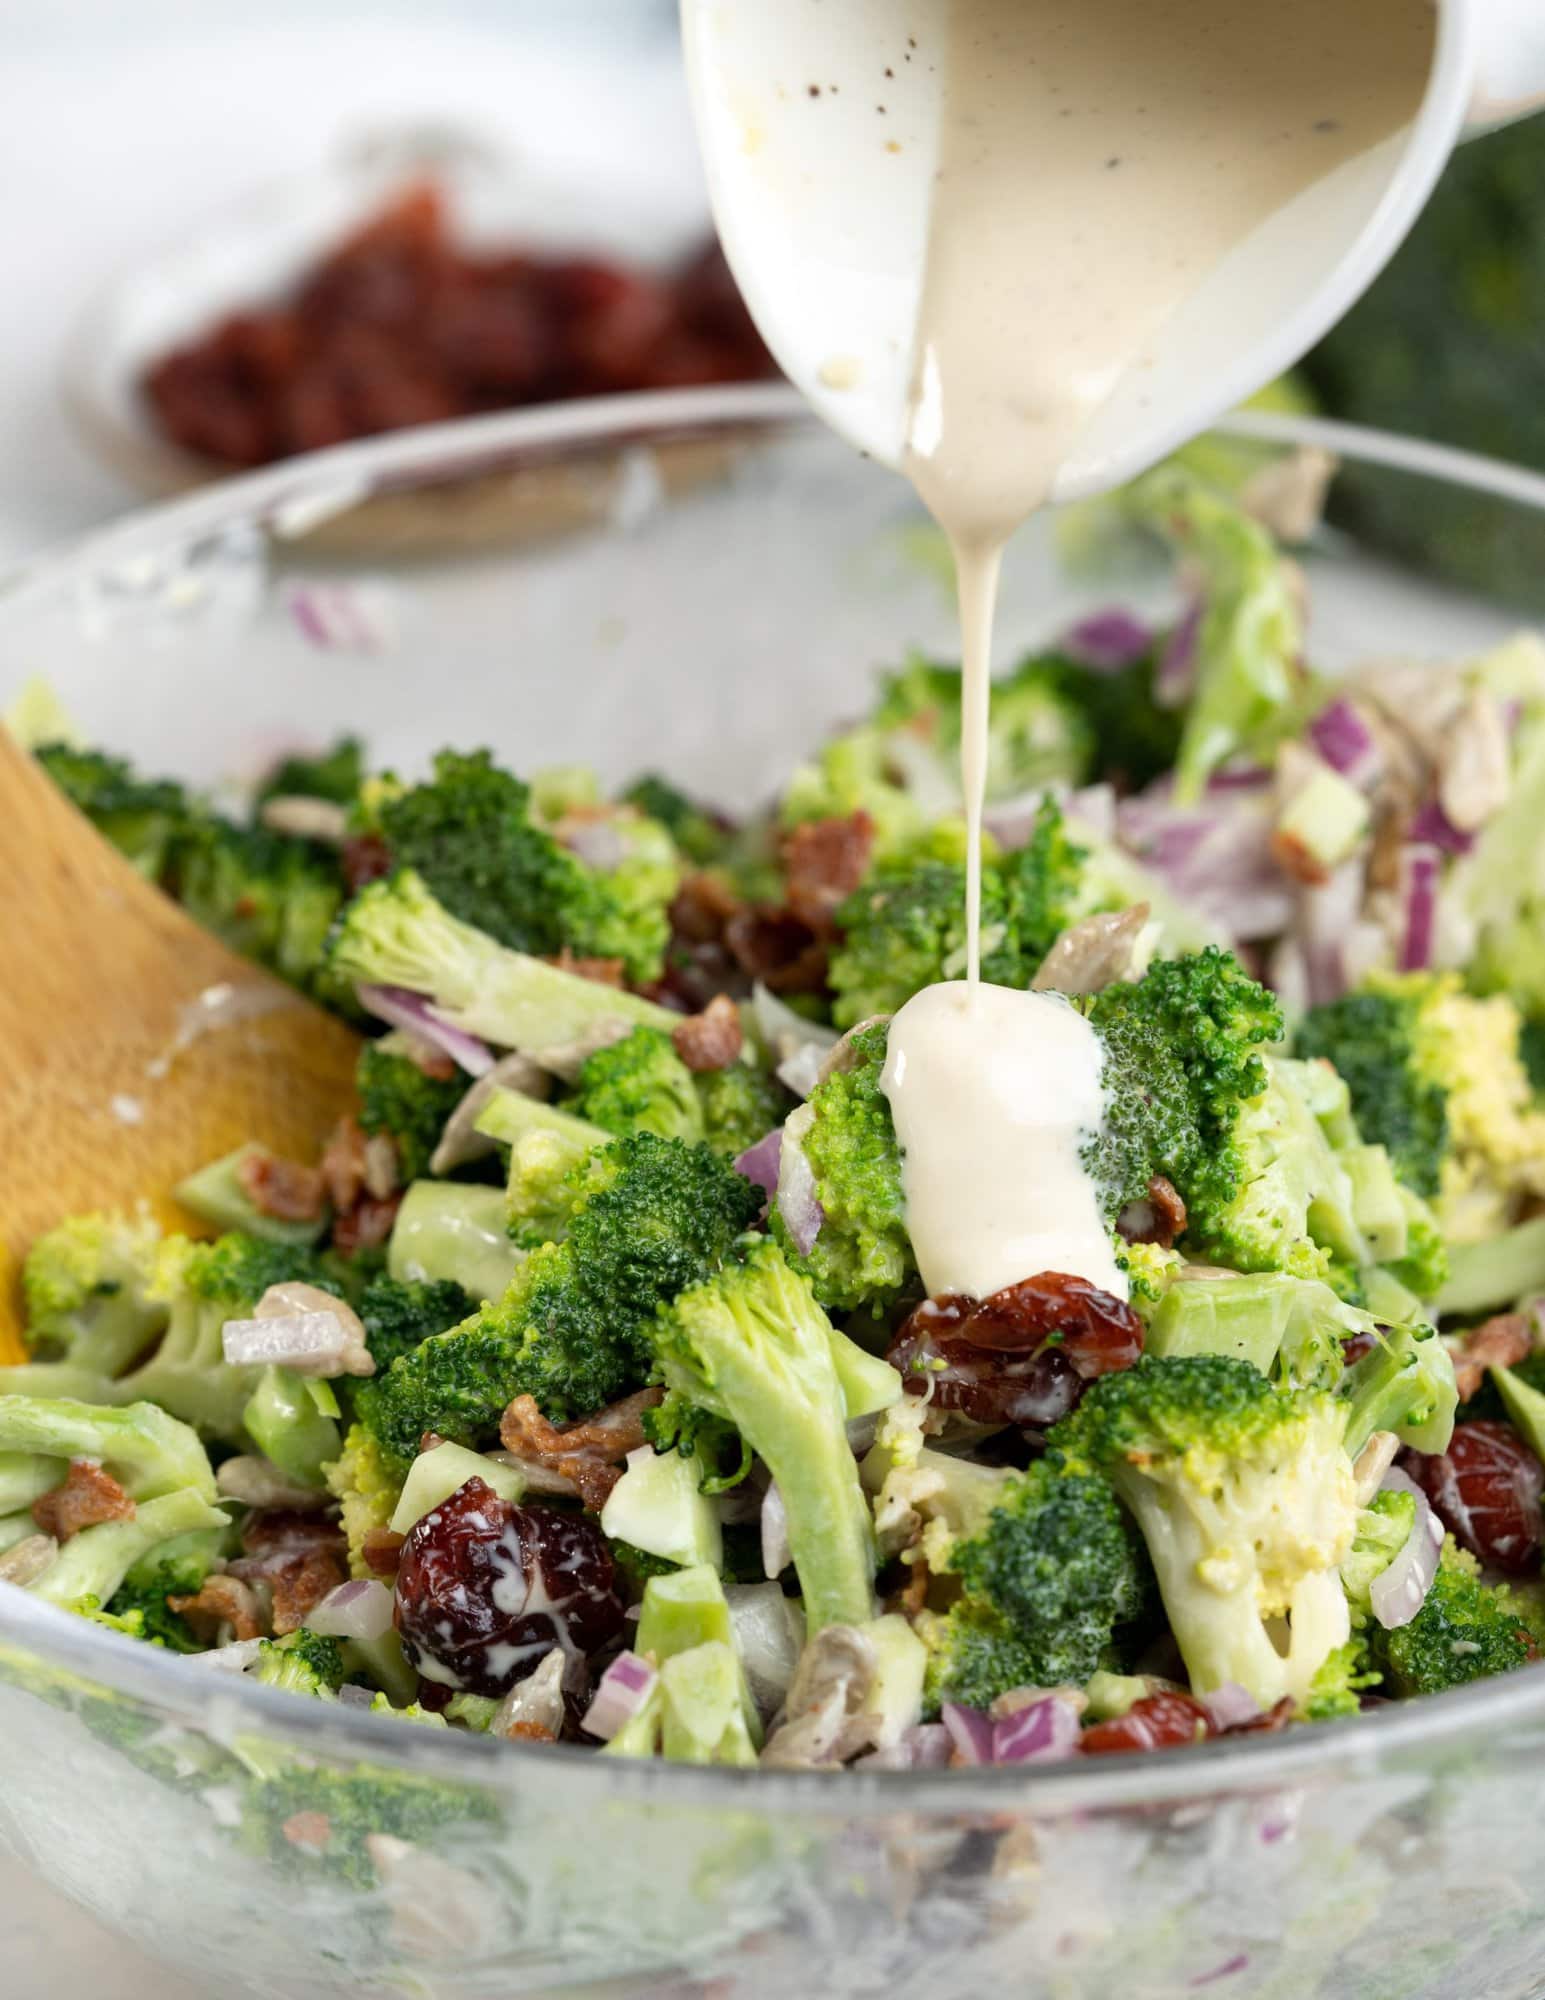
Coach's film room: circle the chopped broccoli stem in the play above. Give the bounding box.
[31,1488,230,1611]
[387,1181,524,1303]
[175,1145,329,1247]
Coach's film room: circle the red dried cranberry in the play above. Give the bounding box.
[394,1479,623,1697]
[1080,1692,1211,1756]
[1407,1421,1545,1575]
[887,1277,1142,1430]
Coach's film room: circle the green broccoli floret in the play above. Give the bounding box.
[922,1459,1151,1712]
[101,1534,226,1654]
[1050,1355,1359,1708]
[781,727,929,862]
[29,1487,231,1615]
[564,1026,705,1144]
[18,1212,168,1380]
[356,1133,762,1462]
[326,869,678,1057]
[256,735,364,807]
[374,749,677,983]
[1087,946,1281,1228]
[252,1629,349,1699]
[173,815,344,991]
[356,1038,465,1183]
[649,1239,894,1632]
[696,1059,792,1160]
[1339,1320,1458,1459]
[238,1752,494,1891]
[33,743,192,881]
[356,1274,474,1377]
[325,1424,406,1577]
[770,1020,913,1314]
[1296,979,1449,1198]
[622,775,731,869]
[1371,1542,1539,1697]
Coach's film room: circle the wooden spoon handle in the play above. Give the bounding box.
[0,729,361,1361]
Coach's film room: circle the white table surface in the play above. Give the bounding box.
[0,6,695,1991]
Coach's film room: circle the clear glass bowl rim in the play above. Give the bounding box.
[4,379,1544,1818]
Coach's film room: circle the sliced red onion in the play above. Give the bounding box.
[991,1693,1082,1764]
[1157,601,1203,707]
[1063,609,1153,672]
[734,1128,783,1202]
[1065,782,1118,845]
[1370,1466,1445,1631]
[221,1310,347,1371]
[761,1480,791,1580]
[1296,859,1367,1009]
[581,1651,658,1742]
[284,580,393,653]
[1396,845,1442,974]
[358,986,495,1078]
[1409,798,1476,857]
[1200,1682,1263,1732]
[1191,1955,1251,1989]
[1117,786,1294,941]
[1308,698,1382,788]
[308,1577,395,1643]
[941,1702,997,1766]
[774,1118,824,1256]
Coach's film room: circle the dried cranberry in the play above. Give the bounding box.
[394,1479,624,1697]
[1080,1692,1211,1756]
[1407,1421,1545,1575]
[887,1277,1142,1430]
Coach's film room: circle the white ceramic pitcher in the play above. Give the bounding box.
[684,0,1545,502]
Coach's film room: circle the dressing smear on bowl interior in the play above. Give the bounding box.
[879,0,1433,1294]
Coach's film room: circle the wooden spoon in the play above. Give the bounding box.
[0,728,362,1361]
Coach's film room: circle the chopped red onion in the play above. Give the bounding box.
[1199,1682,1262,1732]
[308,1577,395,1643]
[221,1310,347,1372]
[1191,1955,1251,1989]
[991,1693,1082,1764]
[1065,782,1119,846]
[284,581,393,654]
[941,1702,997,1766]
[357,985,495,1077]
[1410,798,1476,857]
[1117,786,1293,941]
[581,1651,658,1741]
[775,1121,824,1256]
[1157,601,1202,706]
[1308,699,1381,788]
[1063,609,1153,672]
[1370,1466,1444,1631]
[761,1480,791,1580]
[1396,846,1442,973]
[734,1128,783,1202]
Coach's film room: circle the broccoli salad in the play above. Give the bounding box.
[5,462,1545,1776]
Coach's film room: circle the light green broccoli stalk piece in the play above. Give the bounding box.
[1457,674,1545,1033]
[650,1238,894,1633]
[0,1395,216,1502]
[29,1487,231,1613]
[388,1180,525,1300]
[327,868,677,1057]
[1339,1319,1458,1460]
[17,1212,169,1382]
[605,1564,761,1766]
[251,1629,349,1700]
[1049,1355,1359,1707]
[770,1020,913,1315]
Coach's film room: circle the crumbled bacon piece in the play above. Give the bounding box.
[498,1388,663,1512]
[341,831,394,894]
[782,812,875,933]
[333,1193,402,1254]
[31,1460,136,1542]
[671,994,744,1074]
[269,1550,350,1635]
[506,1719,559,1744]
[724,907,828,995]
[1449,1313,1533,1405]
[282,1812,334,1853]
[671,872,742,945]
[545,949,626,989]
[362,1528,407,1576]
[237,1149,326,1223]
[320,1115,369,1213]
[168,1575,266,1643]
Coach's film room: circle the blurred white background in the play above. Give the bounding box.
[0,0,699,565]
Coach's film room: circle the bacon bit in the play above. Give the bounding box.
[1449,1313,1532,1405]
[1081,1691,1211,1755]
[724,907,828,995]
[320,1115,369,1213]
[169,1576,266,1643]
[782,812,875,932]
[671,994,744,1073]
[239,1510,348,1563]
[506,1719,559,1744]
[671,871,742,944]
[362,1528,407,1576]
[1222,1697,1296,1736]
[1269,826,1332,889]
[399,1036,458,1083]
[238,1149,326,1224]
[332,1192,402,1254]
[282,1811,334,1853]
[545,949,626,989]
[498,1388,664,1512]
[341,831,393,894]
[270,1550,350,1635]
[31,1460,136,1542]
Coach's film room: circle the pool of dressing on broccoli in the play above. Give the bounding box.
[878,0,1433,1299]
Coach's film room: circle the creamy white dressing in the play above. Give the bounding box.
[881,982,1126,1302]
[879,0,1430,1298]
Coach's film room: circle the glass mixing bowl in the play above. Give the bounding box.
[3,387,1545,2000]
